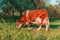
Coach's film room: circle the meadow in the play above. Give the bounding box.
[0,18,60,40]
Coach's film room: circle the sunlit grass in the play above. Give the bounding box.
[0,20,60,40]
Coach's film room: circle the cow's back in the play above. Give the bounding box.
[27,9,48,21]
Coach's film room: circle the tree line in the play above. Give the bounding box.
[0,0,60,22]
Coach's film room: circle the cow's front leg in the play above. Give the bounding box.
[35,17,42,31]
[26,22,32,29]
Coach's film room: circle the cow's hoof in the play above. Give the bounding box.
[37,28,41,31]
[37,29,40,31]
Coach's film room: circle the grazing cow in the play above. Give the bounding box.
[16,9,50,31]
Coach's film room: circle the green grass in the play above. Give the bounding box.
[0,20,60,40]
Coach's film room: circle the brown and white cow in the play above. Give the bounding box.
[16,9,50,31]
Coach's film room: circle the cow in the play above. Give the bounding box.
[16,9,50,31]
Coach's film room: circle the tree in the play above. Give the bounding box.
[32,0,47,9]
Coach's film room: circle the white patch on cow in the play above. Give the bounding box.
[16,24,22,28]
[26,22,28,25]
[26,10,29,16]
[35,17,41,24]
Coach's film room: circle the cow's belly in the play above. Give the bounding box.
[29,16,36,22]
[30,17,42,24]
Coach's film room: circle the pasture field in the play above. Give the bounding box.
[0,19,60,40]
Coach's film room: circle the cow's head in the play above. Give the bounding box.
[16,20,22,28]
[16,15,25,28]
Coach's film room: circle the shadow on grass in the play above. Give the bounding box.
[50,25,60,29]
[21,24,60,29]
[43,25,60,29]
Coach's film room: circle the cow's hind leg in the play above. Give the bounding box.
[45,19,50,31]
